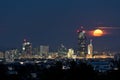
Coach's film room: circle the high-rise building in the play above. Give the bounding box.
[58,44,67,56]
[5,49,19,62]
[40,45,49,57]
[88,39,93,55]
[33,47,40,55]
[67,48,74,58]
[77,28,87,56]
[0,51,4,58]
[22,39,32,55]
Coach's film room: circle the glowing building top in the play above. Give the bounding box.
[22,39,32,54]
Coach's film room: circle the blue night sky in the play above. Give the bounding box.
[0,0,120,51]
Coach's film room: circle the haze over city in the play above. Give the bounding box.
[0,0,120,52]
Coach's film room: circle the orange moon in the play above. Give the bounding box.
[93,29,103,37]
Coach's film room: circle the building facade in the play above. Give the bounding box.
[77,29,88,56]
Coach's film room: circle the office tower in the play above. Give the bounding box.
[88,39,93,55]
[22,39,32,55]
[33,47,40,55]
[77,28,87,56]
[0,51,4,58]
[5,49,18,62]
[58,44,67,56]
[67,48,74,58]
[40,45,49,57]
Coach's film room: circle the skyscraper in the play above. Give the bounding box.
[67,48,74,58]
[40,45,49,57]
[88,39,93,55]
[22,39,32,55]
[58,44,67,56]
[77,28,87,56]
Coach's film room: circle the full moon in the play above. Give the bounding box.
[93,29,103,37]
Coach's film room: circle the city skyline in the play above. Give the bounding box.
[0,0,120,51]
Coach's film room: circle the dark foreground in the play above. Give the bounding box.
[0,58,120,80]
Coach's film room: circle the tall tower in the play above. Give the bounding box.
[40,45,49,57]
[22,39,32,55]
[77,28,87,56]
[58,44,67,56]
[88,39,93,55]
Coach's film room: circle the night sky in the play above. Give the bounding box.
[0,0,120,51]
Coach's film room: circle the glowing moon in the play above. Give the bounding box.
[93,29,103,37]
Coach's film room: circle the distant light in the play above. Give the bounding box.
[35,61,41,63]
[82,30,86,33]
[24,39,27,42]
[77,29,80,33]
[114,67,119,70]
[20,62,24,64]
[22,47,25,50]
[26,42,30,45]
